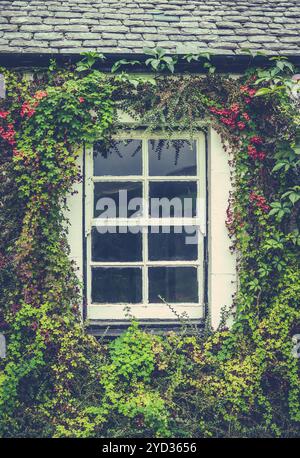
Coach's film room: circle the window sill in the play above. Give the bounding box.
[87,319,205,337]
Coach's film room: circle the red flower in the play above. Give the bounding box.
[250,136,263,145]
[78,97,85,103]
[258,151,266,160]
[220,117,233,126]
[247,144,266,161]
[240,85,256,98]
[248,88,256,97]
[237,121,246,130]
[209,107,231,117]
[0,123,16,145]
[248,145,257,156]
[0,110,9,119]
[249,191,270,212]
[13,148,24,158]
[242,112,250,121]
[230,103,240,113]
[240,85,249,93]
[20,101,36,118]
[34,90,48,100]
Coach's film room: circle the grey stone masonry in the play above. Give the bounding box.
[0,0,299,56]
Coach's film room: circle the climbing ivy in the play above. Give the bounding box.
[0,54,299,437]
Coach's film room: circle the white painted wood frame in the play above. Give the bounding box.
[85,131,206,321]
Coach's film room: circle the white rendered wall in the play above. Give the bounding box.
[207,128,237,329]
[65,151,84,316]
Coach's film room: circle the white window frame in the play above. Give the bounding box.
[84,131,207,322]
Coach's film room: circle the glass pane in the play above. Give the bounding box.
[148,267,198,303]
[149,139,197,176]
[148,226,198,261]
[149,181,197,217]
[92,227,142,262]
[92,267,142,303]
[94,182,143,218]
[94,140,142,176]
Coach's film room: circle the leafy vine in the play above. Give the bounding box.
[0,54,299,437]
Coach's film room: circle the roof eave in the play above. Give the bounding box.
[0,52,299,73]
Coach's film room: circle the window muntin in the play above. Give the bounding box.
[85,133,206,320]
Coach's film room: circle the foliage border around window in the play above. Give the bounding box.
[0,54,299,437]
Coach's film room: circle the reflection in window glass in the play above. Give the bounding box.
[149,181,197,217]
[94,182,143,218]
[148,226,198,261]
[92,267,142,303]
[92,227,142,262]
[149,140,197,176]
[148,267,198,303]
[94,140,142,176]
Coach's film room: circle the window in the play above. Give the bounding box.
[84,132,206,322]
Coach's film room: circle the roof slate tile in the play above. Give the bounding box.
[0,0,299,56]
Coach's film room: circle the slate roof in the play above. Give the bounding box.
[0,0,299,57]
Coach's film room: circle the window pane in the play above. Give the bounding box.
[149,140,197,176]
[92,267,142,303]
[92,227,142,262]
[148,226,198,261]
[94,140,142,176]
[148,267,198,303]
[149,181,197,217]
[94,182,143,218]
